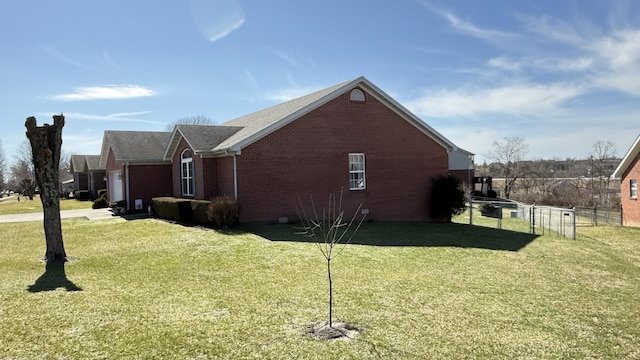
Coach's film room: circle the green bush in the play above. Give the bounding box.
[92,194,109,209]
[97,189,108,198]
[151,197,182,221]
[191,200,211,224]
[207,196,239,229]
[429,174,466,222]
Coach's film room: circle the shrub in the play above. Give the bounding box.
[480,203,500,218]
[207,196,239,229]
[151,197,182,221]
[97,189,108,198]
[191,200,211,224]
[429,174,466,222]
[109,200,127,208]
[92,194,109,209]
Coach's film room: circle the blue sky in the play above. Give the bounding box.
[2,0,640,167]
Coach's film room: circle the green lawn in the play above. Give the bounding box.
[0,215,638,359]
[0,195,93,215]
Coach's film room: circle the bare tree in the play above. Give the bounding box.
[296,190,365,337]
[588,140,617,210]
[9,140,36,198]
[0,138,6,189]
[165,115,214,130]
[25,115,67,263]
[487,137,529,199]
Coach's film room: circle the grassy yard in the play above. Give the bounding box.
[0,214,638,359]
[0,195,93,215]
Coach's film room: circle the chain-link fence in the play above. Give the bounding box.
[574,207,622,226]
[466,199,576,240]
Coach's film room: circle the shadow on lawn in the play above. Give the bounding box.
[27,262,82,292]
[241,222,539,251]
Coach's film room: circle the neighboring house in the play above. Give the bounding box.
[161,76,471,222]
[612,134,640,227]
[69,154,106,199]
[448,148,475,186]
[99,131,173,211]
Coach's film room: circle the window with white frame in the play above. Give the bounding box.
[181,149,194,196]
[631,179,638,199]
[349,153,366,190]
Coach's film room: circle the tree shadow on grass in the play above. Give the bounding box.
[27,261,82,292]
[240,222,539,251]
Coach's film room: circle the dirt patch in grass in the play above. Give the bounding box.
[305,321,363,340]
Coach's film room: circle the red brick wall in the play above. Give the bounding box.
[234,88,449,222]
[217,156,236,199]
[621,152,640,227]
[170,138,222,200]
[128,164,173,212]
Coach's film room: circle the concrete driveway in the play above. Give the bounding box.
[0,208,117,223]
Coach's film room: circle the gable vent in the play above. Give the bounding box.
[349,88,366,102]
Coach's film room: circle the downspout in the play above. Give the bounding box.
[233,154,238,200]
[125,162,130,211]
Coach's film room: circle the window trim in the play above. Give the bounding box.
[631,179,638,199]
[348,153,366,190]
[181,149,194,196]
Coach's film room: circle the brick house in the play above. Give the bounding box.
[612,134,640,227]
[69,154,106,199]
[99,131,174,211]
[162,76,471,222]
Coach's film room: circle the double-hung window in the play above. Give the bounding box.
[181,149,194,196]
[631,179,638,199]
[349,153,366,190]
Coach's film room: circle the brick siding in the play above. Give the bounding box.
[234,88,449,222]
[620,152,640,226]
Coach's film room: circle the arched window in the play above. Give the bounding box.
[181,149,194,196]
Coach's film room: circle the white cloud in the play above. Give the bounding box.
[190,0,245,43]
[406,82,586,118]
[37,111,161,124]
[50,85,155,101]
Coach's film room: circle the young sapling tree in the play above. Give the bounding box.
[296,189,365,338]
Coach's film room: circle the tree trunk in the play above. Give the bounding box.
[25,115,67,263]
[327,257,333,327]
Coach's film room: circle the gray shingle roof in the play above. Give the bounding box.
[175,125,243,152]
[103,131,171,165]
[70,154,104,173]
[213,78,354,152]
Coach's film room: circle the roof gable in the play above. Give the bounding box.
[70,154,104,174]
[163,125,244,160]
[212,76,457,154]
[612,134,640,178]
[100,131,171,167]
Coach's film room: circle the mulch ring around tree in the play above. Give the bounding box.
[305,321,363,340]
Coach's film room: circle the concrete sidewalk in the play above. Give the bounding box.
[0,208,117,223]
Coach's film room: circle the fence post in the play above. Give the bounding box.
[572,207,576,240]
[530,203,536,235]
[469,197,473,225]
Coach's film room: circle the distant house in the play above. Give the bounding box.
[99,131,173,211]
[448,148,475,186]
[612,134,640,227]
[159,76,471,222]
[69,154,106,199]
